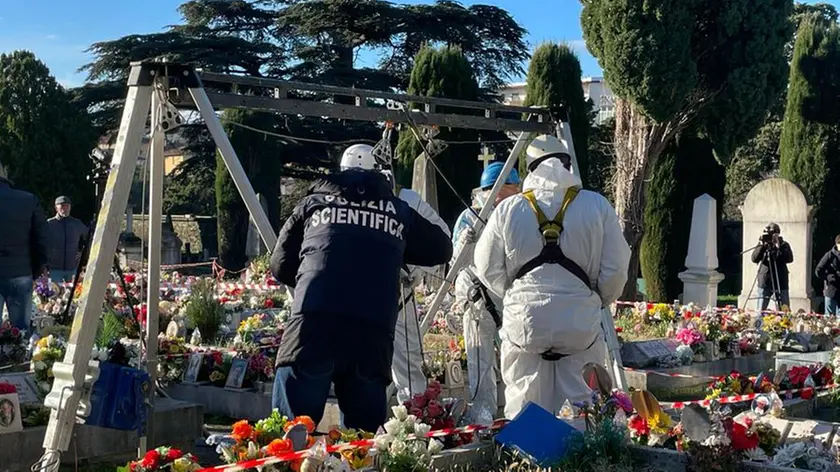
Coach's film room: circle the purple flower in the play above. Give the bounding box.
[611,390,634,414]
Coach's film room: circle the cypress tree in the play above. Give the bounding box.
[215,109,283,272]
[780,16,840,267]
[640,134,726,302]
[523,42,589,183]
[395,45,480,225]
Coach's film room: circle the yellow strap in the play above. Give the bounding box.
[522,187,581,232]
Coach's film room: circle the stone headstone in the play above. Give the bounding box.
[681,404,711,443]
[161,215,183,266]
[739,178,814,312]
[0,373,41,404]
[812,333,834,352]
[619,339,678,368]
[246,194,269,260]
[679,195,724,307]
[411,153,439,214]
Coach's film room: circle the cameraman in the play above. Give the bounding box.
[815,234,840,316]
[751,222,794,311]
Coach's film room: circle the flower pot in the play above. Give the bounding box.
[702,341,719,361]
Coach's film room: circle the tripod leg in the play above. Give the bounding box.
[39,83,153,468]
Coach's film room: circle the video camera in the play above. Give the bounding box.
[760,223,782,247]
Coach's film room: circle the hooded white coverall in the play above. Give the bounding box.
[453,206,503,424]
[473,159,630,419]
[392,188,450,403]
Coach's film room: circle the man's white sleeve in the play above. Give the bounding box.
[399,188,450,276]
[597,201,631,306]
[474,208,508,300]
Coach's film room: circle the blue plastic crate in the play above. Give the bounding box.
[86,362,150,431]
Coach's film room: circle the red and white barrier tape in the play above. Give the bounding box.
[621,367,722,381]
[57,281,284,292]
[661,383,838,410]
[195,423,494,472]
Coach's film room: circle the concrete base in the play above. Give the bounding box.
[0,397,203,472]
[624,351,776,401]
[775,350,833,370]
[679,269,725,308]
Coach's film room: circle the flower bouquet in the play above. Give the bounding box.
[402,381,469,447]
[31,335,66,395]
[119,447,202,472]
[213,412,316,470]
[705,371,760,400]
[157,335,189,384]
[374,405,444,472]
[762,315,791,342]
[236,312,284,347]
[0,320,25,367]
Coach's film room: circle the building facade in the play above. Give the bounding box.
[499,77,615,124]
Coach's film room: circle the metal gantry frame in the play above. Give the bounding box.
[36,61,622,470]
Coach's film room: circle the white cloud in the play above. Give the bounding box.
[45,34,58,41]
[565,39,589,54]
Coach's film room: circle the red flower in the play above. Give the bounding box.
[165,448,183,461]
[409,407,423,418]
[264,299,275,308]
[411,394,427,409]
[426,400,444,418]
[615,327,623,333]
[730,422,759,451]
[0,382,17,394]
[801,388,814,400]
[124,273,136,284]
[10,327,19,338]
[628,415,650,436]
[789,366,810,387]
[140,450,161,469]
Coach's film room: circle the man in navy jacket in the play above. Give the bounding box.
[270,163,452,432]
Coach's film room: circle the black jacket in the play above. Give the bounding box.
[816,247,840,299]
[751,241,794,291]
[0,178,49,279]
[47,216,88,271]
[271,169,453,380]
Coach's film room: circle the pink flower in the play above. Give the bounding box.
[426,400,444,418]
[675,327,705,346]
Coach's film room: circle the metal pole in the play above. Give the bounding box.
[39,83,153,468]
[188,87,293,299]
[139,88,164,454]
[418,132,535,335]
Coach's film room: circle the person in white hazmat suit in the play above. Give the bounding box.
[339,144,450,404]
[473,134,630,419]
[452,162,520,424]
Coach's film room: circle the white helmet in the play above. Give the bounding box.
[340,144,376,171]
[525,134,571,169]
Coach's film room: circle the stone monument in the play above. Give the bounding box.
[412,153,443,290]
[161,215,183,266]
[739,178,814,312]
[246,194,269,260]
[679,194,724,307]
[119,208,143,265]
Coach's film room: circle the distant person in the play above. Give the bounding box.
[815,234,840,316]
[0,161,49,331]
[47,196,88,283]
[751,223,793,311]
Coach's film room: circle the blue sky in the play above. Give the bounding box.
[0,0,836,88]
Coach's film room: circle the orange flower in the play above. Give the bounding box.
[285,415,316,434]
[231,420,255,443]
[266,438,293,457]
[328,429,342,444]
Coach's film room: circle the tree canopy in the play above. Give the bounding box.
[0,51,98,219]
[395,45,480,225]
[523,42,589,185]
[780,15,840,265]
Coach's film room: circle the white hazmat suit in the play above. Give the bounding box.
[474,150,630,419]
[452,204,503,425]
[392,188,450,403]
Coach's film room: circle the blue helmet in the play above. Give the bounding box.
[480,162,520,189]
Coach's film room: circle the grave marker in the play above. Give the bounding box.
[478,146,495,169]
[739,178,814,312]
[679,194,724,306]
[620,340,678,368]
[0,373,41,405]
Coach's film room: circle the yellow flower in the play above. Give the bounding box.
[32,352,43,362]
[171,457,200,472]
[648,411,672,435]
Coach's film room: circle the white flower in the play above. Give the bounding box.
[743,448,769,462]
[34,361,47,371]
[373,434,393,451]
[392,405,408,421]
[383,418,401,436]
[389,438,408,455]
[38,381,51,393]
[414,422,431,438]
[428,439,443,455]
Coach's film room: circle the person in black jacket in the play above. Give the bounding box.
[0,162,49,331]
[751,222,794,311]
[815,234,840,316]
[269,166,452,432]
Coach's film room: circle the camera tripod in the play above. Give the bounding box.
[743,242,785,312]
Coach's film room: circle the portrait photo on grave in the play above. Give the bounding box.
[184,353,204,383]
[225,358,248,389]
[0,398,16,427]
